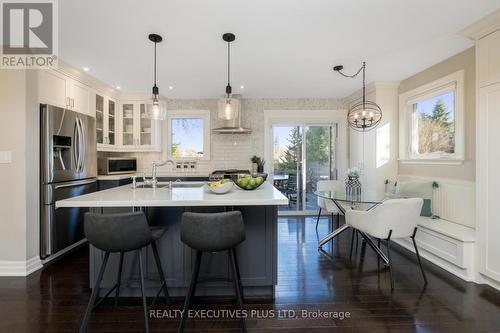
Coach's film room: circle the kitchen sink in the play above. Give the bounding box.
[134,181,205,189]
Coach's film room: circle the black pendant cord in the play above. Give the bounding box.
[362,62,366,110]
[334,62,366,109]
[226,41,232,97]
[154,41,157,89]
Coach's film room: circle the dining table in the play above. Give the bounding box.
[314,189,390,264]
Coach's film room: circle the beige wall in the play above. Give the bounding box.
[0,70,40,263]
[0,70,28,262]
[398,47,476,181]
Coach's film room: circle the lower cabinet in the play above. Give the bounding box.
[89,205,278,297]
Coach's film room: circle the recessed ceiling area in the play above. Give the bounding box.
[59,0,500,99]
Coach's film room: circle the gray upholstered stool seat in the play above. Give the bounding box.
[80,212,170,333]
[178,211,247,333]
[180,211,245,252]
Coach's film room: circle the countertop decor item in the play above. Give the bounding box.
[205,180,234,194]
[146,33,167,120]
[345,167,362,200]
[234,174,265,191]
[251,156,265,173]
[333,62,382,132]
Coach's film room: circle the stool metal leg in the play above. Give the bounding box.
[229,249,247,333]
[80,251,110,333]
[114,252,124,307]
[386,230,394,290]
[230,248,245,304]
[151,241,170,304]
[315,208,322,229]
[179,251,202,333]
[137,249,150,333]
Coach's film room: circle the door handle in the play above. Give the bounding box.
[55,179,97,189]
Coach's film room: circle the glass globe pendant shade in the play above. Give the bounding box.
[218,96,240,121]
[147,95,167,120]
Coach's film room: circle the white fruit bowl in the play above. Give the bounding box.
[205,181,234,194]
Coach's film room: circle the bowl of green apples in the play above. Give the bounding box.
[234,174,265,191]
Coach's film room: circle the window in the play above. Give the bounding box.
[166,110,211,160]
[399,71,464,164]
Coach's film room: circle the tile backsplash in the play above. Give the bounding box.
[99,98,345,176]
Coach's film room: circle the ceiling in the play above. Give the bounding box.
[59,0,500,99]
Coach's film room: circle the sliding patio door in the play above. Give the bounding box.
[272,124,337,214]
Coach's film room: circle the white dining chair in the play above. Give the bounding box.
[316,180,344,229]
[345,198,427,290]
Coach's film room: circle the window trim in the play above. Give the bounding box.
[164,110,211,161]
[398,70,465,165]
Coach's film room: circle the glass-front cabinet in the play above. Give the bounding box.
[95,94,104,145]
[119,101,160,151]
[96,93,117,150]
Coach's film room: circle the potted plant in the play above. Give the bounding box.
[250,156,266,173]
[250,156,259,173]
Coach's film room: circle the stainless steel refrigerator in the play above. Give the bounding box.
[40,104,97,260]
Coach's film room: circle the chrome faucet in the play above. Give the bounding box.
[149,159,176,189]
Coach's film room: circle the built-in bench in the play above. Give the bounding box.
[389,176,476,281]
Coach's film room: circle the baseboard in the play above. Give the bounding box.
[0,256,43,276]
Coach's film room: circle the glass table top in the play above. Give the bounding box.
[314,190,387,212]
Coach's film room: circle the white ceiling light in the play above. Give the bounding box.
[169,86,174,90]
[116,86,121,90]
[240,85,244,89]
[83,67,89,72]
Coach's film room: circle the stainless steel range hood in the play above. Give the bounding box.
[212,97,252,134]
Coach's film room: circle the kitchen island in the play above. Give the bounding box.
[56,181,288,298]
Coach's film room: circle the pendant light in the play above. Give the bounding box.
[147,33,167,120]
[218,33,240,121]
[333,62,382,132]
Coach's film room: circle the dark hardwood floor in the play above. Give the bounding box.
[1,216,500,332]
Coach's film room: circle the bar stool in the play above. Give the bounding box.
[80,212,170,333]
[178,211,246,333]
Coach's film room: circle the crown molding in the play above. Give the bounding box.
[459,8,500,40]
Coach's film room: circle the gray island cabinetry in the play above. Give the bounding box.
[56,181,288,298]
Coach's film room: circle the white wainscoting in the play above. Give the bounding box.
[394,175,477,281]
[398,175,476,228]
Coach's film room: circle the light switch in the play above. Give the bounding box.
[0,151,12,164]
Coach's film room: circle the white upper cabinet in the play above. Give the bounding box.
[38,70,67,108]
[118,100,161,152]
[477,29,500,88]
[38,69,91,116]
[95,92,118,151]
[69,79,91,116]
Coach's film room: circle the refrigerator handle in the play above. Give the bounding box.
[73,119,80,172]
[54,178,97,189]
[78,118,86,172]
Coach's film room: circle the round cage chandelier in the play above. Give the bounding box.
[333,62,382,132]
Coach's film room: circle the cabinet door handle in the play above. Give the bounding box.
[71,98,75,108]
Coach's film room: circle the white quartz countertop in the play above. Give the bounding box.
[56,181,288,208]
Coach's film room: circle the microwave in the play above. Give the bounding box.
[98,157,137,175]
